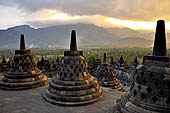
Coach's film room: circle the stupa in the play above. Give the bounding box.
[88,55,101,77]
[43,30,103,106]
[0,34,48,90]
[0,57,9,76]
[50,57,60,77]
[37,56,54,78]
[112,20,170,113]
[96,53,123,90]
[109,56,115,69]
[129,57,139,70]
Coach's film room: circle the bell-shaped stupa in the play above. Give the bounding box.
[112,20,170,113]
[43,30,103,106]
[0,57,10,76]
[96,53,123,90]
[88,55,101,77]
[0,34,48,90]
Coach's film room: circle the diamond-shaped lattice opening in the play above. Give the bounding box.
[70,73,73,77]
[167,82,170,88]
[152,96,158,103]
[134,90,137,97]
[64,73,67,77]
[60,72,62,75]
[136,76,139,81]
[70,65,73,69]
[143,78,147,84]
[166,98,170,106]
[150,72,154,78]
[132,82,135,88]
[76,73,79,77]
[154,80,159,86]
[79,68,82,73]
[140,93,146,100]
[146,87,152,93]
[140,71,144,76]
[138,85,141,90]
[67,69,70,72]
[159,90,164,96]
[160,74,165,80]
[73,69,76,73]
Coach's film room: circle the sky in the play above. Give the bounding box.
[0,0,170,30]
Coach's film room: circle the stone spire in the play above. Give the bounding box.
[103,53,107,63]
[153,20,166,56]
[70,30,77,51]
[134,56,138,64]
[119,55,124,64]
[64,30,82,56]
[20,34,26,50]
[1,57,7,64]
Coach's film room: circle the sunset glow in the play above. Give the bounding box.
[106,17,170,30]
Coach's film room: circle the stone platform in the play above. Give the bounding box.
[0,78,126,113]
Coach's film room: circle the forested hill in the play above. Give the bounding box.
[0,23,161,48]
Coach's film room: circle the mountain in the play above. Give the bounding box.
[0,23,163,48]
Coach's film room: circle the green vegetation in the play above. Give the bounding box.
[0,47,170,66]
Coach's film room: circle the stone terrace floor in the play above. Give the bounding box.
[0,79,127,113]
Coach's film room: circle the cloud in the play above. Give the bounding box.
[1,0,170,21]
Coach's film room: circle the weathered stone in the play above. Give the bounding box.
[96,53,123,91]
[43,30,103,106]
[37,56,57,78]
[0,34,48,90]
[88,55,101,77]
[0,57,10,76]
[111,20,170,113]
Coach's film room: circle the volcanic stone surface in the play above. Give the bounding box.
[88,55,101,77]
[0,57,10,76]
[43,30,103,106]
[37,56,56,78]
[0,77,126,113]
[96,53,123,91]
[110,20,170,113]
[0,34,48,90]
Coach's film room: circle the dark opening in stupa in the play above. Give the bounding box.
[0,34,48,90]
[111,20,170,113]
[43,30,103,106]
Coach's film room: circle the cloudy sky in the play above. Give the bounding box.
[0,0,170,30]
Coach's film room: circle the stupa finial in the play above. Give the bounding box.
[134,57,138,64]
[70,30,77,51]
[103,53,107,63]
[20,34,26,50]
[153,20,166,56]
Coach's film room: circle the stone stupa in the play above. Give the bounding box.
[0,57,9,76]
[43,30,103,106]
[0,34,48,90]
[109,56,115,69]
[96,53,123,90]
[129,56,139,70]
[37,56,54,78]
[111,20,170,113]
[88,55,101,77]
